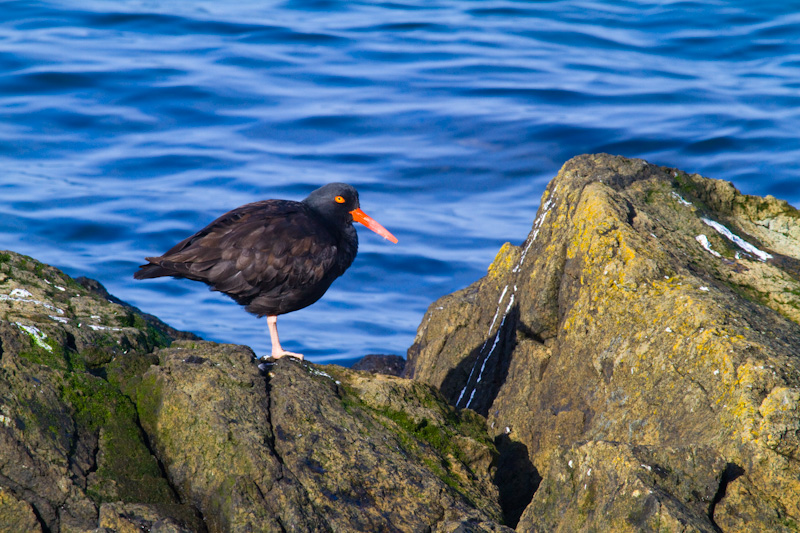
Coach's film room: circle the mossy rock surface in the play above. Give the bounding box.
[0,251,200,531]
[407,154,800,531]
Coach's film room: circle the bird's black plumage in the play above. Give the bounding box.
[135,182,396,359]
[134,183,365,317]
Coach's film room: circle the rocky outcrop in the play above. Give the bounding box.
[0,251,506,532]
[0,251,202,531]
[136,340,505,532]
[407,154,800,531]
[5,153,800,532]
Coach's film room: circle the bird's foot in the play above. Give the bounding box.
[269,350,304,361]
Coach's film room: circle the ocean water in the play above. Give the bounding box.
[1,0,798,364]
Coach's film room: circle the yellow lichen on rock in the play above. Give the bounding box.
[487,242,519,280]
[757,386,800,459]
[408,154,800,531]
[567,182,661,294]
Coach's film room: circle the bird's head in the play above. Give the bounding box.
[304,183,398,243]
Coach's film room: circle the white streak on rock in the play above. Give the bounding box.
[308,367,335,381]
[0,292,65,314]
[10,288,33,298]
[15,323,52,351]
[695,234,721,258]
[513,195,555,273]
[671,192,692,206]
[457,285,510,407]
[701,218,772,261]
[466,292,515,409]
[88,324,121,331]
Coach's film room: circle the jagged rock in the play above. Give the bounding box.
[519,441,728,532]
[9,153,800,532]
[0,488,41,532]
[136,340,507,532]
[75,276,200,345]
[0,249,510,532]
[0,251,201,532]
[351,353,406,375]
[406,154,800,531]
[97,502,199,532]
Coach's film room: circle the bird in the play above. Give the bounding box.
[133,182,397,360]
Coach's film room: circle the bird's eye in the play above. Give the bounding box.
[334,195,346,204]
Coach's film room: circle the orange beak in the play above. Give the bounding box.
[350,208,398,243]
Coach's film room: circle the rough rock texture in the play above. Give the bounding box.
[7,153,800,532]
[0,251,202,532]
[0,250,509,532]
[137,340,506,532]
[351,353,406,376]
[524,442,730,532]
[407,154,800,531]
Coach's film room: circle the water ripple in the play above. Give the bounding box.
[0,0,798,362]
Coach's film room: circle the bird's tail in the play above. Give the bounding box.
[133,260,172,280]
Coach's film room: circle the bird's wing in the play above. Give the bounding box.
[150,200,339,300]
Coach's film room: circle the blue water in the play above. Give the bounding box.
[1,1,799,364]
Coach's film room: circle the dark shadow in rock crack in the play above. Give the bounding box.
[709,462,745,532]
[494,434,539,528]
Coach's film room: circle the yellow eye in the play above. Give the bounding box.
[334,195,346,204]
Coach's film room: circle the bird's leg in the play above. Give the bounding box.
[266,315,304,360]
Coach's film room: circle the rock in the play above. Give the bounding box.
[97,502,199,532]
[519,442,727,532]
[406,154,800,531]
[0,488,41,533]
[137,340,508,532]
[351,353,406,375]
[0,251,200,531]
[8,153,800,532]
[0,249,510,532]
[75,276,200,344]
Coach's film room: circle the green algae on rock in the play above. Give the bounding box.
[0,251,201,531]
[406,154,800,531]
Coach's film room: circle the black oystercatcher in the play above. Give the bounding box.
[134,183,397,360]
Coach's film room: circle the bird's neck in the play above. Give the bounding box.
[336,224,358,273]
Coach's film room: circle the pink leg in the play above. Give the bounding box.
[267,315,304,360]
